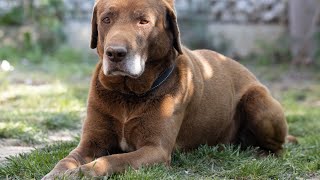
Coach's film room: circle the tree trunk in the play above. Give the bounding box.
[289,0,320,65]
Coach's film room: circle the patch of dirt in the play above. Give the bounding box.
[0,130,80,164]
[0,138,38,163]
[0,146,35,163]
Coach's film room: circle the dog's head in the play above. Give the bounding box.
[90,0,182,78]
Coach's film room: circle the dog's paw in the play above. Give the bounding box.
[41,171,64,180]
[286,135,298,144]
[63,166,100,179]
[42,169,84,180]
[63,168,85,179]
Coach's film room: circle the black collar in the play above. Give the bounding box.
[128,64,175,97]
[149,65,175,92]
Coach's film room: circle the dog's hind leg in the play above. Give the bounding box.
[236,85,288,154]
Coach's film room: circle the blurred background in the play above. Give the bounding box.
[0,0,319,162]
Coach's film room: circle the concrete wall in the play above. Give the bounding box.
[62,21,286,57]
[63,21,92,50]
[208,24,286,56]
[0,22,285,57]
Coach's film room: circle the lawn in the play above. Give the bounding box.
[0,47,319,179]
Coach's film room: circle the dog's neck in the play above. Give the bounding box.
[97,49,177,96]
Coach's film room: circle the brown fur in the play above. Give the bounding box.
[43,0,290,178]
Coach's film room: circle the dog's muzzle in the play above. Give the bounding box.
[103,48,145,78]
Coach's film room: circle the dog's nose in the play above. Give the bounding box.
[106,46,128,62]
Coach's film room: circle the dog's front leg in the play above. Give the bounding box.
[43,109,118,179]
[42,140,109,180]
[68,145,171,177]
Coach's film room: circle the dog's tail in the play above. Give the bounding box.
[286,135,298,144]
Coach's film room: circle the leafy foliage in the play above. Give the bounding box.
[0,6,24,26]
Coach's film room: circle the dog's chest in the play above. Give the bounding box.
[117,116,137,152]
[120,137,132,152]
[111,105,153,152]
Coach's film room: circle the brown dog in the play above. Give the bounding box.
[43,0,289,178]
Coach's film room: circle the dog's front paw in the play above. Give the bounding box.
[42,171,65,180]
[42,169,84,180]
[63,166,99,179]
[62,168,85,179]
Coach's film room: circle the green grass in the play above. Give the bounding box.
[0,48,319,179]
[0,143,319,179]
[0,142,78,179]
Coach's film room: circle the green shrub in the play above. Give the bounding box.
[0,46,18,60]
[35,0,66,52]
[0,6,24,26]
[52,46,85,63]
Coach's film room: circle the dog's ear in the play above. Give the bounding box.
[90,5,98,49]
[164,1,183,55]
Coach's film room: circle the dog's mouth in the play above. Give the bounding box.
[102,56,145,79]
[108,69,141,79]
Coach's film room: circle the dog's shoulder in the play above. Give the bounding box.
[178,47,239,72]
[177,47,259,90]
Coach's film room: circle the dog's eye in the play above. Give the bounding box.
[139,19,149,25]
[103,17,111,24]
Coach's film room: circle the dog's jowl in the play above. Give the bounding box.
[43,0,291,179]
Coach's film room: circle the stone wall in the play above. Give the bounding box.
[63,0,94,20]
[208,24,286,56]
[177,0,288,24]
